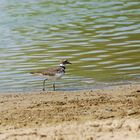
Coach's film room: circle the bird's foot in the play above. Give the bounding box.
[53,84,55,91]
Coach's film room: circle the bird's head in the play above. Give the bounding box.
[60,59,71,67]
[62,59,71,65]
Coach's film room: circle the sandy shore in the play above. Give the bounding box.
[0,84,140,140]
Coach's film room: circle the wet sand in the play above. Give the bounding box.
[0,84,140,140]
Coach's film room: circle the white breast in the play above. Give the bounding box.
[46,72,64,81]
[55,72,64,79]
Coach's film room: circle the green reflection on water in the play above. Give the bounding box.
[0,0,140,91]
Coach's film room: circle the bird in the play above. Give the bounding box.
[30,59,71,91]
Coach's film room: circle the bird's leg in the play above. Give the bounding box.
[53,83,55,91]
[43,78,48,91]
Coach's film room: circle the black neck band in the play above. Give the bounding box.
[60,66,65,69]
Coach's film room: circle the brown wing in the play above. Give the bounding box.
[31,67,64,76]
[41,67,61,76]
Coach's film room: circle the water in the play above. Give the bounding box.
[0,0,140,92]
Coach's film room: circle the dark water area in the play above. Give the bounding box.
[0,0,140,92]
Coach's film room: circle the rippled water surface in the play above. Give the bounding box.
[0,0,140,92]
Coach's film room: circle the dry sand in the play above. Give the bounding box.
[0,84,140,140]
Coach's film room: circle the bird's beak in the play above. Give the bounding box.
[68,61,72,64]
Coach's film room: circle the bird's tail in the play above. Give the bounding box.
[30,72,35,74]
[30,71,43,76]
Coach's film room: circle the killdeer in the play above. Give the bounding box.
[30,59,71,91]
